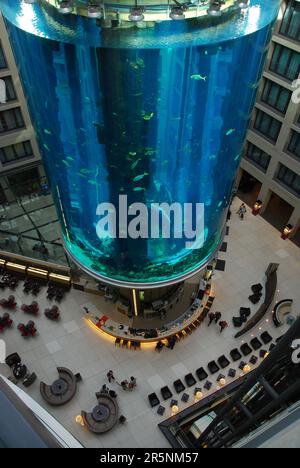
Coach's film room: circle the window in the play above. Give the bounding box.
[0,108,24,133]
[0,42,7,69]
[287,130,300,159]
[261,79,291,114]
[279,0,300,42]
[277,164,300,196]
[269,44,300,81]
[0,76,17,102]
[0,141,33,165]
[253,109,282,142]
[245,142,271,171]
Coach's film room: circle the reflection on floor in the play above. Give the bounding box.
[0,198,300,448]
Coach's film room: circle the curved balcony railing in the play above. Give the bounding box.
[35,0,244,23]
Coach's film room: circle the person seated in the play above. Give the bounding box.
[101,384,109,394]
[155,341,165,352]
[121,380,128,391]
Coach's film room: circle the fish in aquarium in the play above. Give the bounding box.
[142,112,155,121]
[133,187,146,192]
[131,159,141,170]
[226,129,236,136]
[80,168,93,174]
[190,74,208,82]
[133,173,149,183]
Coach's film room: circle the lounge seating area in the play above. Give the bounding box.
[235,263,279,338]
[5,352,37,388]
[272,299,293,327]
[40,367,79,406]
[148,329,275,415]
[81,393,119,434]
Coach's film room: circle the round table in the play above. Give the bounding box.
[92,404,110,422]
[51,378,68,396]
[13,364,27,380]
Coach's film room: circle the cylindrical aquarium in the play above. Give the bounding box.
[0,0,280,287]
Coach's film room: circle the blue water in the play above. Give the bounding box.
[1,0,280,286]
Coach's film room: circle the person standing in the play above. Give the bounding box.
[107,370,115,383]
[208,312,216,326]
[215,312,222,324]
[129,376,137,389]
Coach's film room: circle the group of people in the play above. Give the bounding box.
[107,370,137,391]
[208,312,228,333]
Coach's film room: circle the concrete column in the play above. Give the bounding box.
[287,207,300,238]
[0,175,15,202]
[256,185,272,214]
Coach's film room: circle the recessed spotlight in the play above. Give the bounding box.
[87,3,102,19]
[170,7,185,20]
[128,8,144,22]
[58,1,73,14]
[236,0,249,9]
[207,2,222,17]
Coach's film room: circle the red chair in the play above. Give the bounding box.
[0,313,13,332]
[21,301,39,315]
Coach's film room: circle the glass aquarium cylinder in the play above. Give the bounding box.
[0,0,280,287]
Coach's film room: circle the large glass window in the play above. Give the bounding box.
[253,109,282,142]
[0,41,7,69]
[0,76,16,102]
[287,130,300,159]
[0,107,24,133]
[269,44,300,81]
[279,0,300,42]
[0,140,33,165]
[245,142,271,171]
[261,79,291,114]
[277,164,300,196]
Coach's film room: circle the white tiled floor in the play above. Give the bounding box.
[0,197,300,448]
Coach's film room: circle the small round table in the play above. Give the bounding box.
[92,404,110,422]
[51,378,68,396]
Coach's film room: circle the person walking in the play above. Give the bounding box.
[237,203,247,220]
[219,321,229,333]
[208,312,216,326]
[214,312,222,324]
[107,370,115,383]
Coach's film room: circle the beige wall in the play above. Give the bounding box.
[239,0,300,237]
[0,13,42,198]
